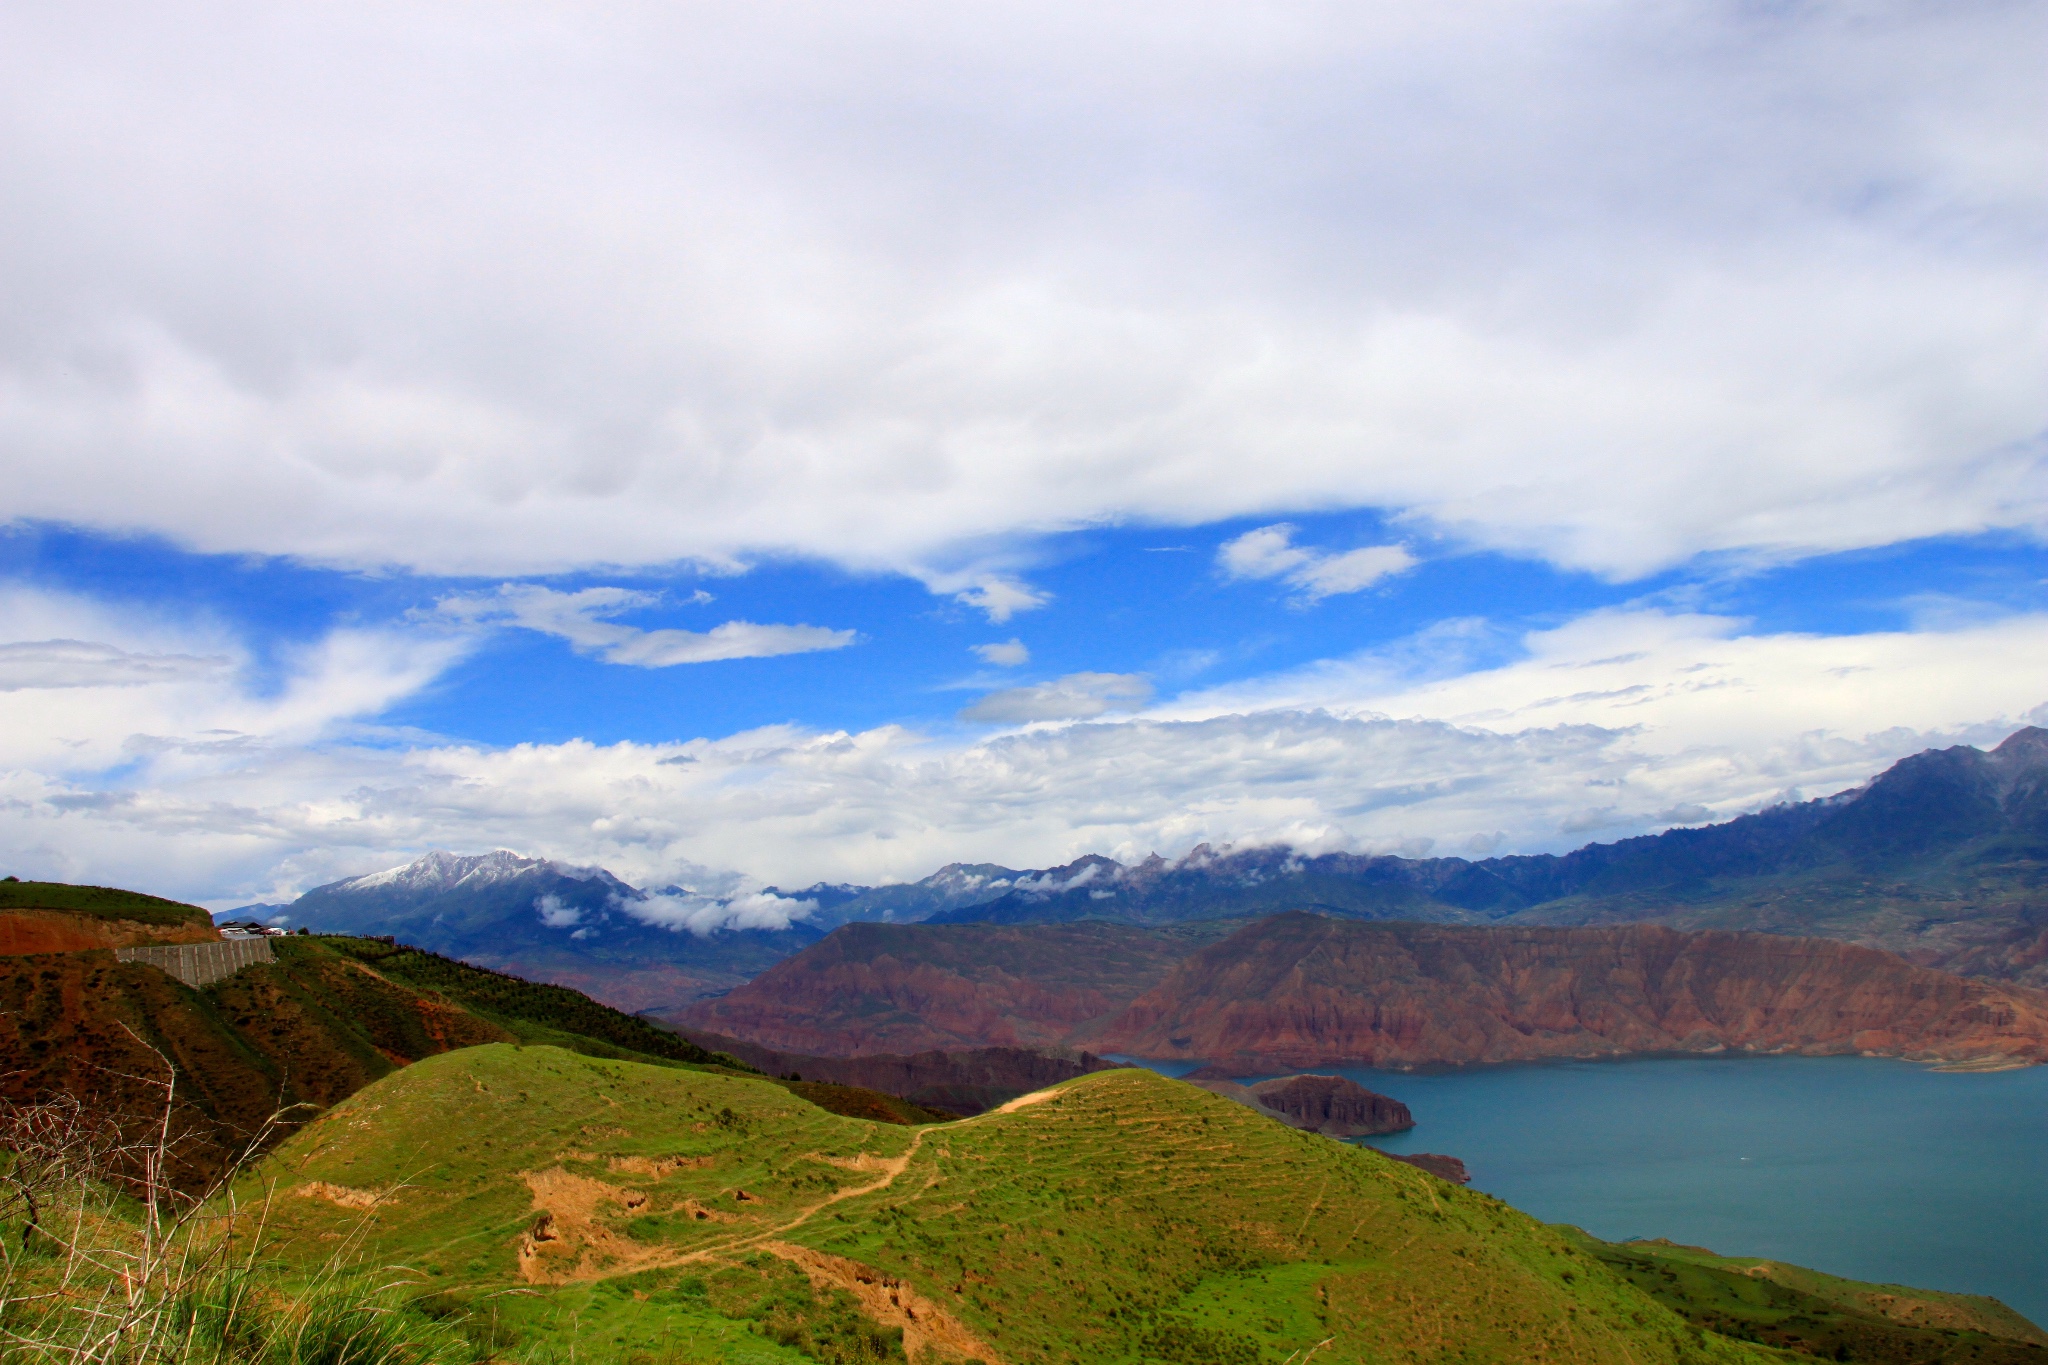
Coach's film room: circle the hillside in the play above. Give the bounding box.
[0,877,219,952]
[229,1045,2048,1364]
[668,1027,1124,1114]
[244,1045,1789,1364]
[0,928,939,1188]
[689,912,2048,1069]
[670,919,1244,1054]
[1570,1232,2048,1362]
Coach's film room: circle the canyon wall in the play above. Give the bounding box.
[669,918,1237,1054]
[688,911,2048,1069]
[1086,912,2048,1068]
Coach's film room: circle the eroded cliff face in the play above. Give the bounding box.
[671,919,1237,1055]
[0,909,219,954]
[1086,913,2048,1068]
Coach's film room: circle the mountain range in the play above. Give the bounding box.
[259,727,2048,1011]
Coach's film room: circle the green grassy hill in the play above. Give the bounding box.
[247,1046,1791,1364]
[0,877,214,927]
[0,931,942,1190]
[1572,1232,2048,1363]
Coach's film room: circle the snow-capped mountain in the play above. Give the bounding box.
[282,850,830,1010]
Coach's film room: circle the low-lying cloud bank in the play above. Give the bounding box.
[2,582,2044,908]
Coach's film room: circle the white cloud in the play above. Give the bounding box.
[959,671,1152,723]
[952,580,1050,624]
[535,894,582,928]
[971,639,1031,667]
[435,585,854,665]
[0,4,2039,583]
[4,581,2048,909]
[1218,525,1416,601]
[621,888,818,937]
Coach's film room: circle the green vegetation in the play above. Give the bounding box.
[1570,1231,2048,1363]
[308,937,742,1070]
[0,878,210,928]
[244,1045,1789,1364]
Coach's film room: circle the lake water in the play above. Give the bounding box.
[1117,1054,2048,1326]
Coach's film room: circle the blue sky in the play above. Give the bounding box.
[5,518,2044,749]
[0,3,2043,911]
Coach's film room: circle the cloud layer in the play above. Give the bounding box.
[1,2,2041,584]
[5,579,2045,906]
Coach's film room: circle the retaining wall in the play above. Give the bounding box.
[114,937,275,988]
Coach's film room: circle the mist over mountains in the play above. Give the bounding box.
[254,727,2048,1008]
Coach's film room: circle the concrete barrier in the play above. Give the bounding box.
[115,937,275,988]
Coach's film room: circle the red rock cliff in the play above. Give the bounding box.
[672,919,1228,1055]
[1086,912,2048,1068]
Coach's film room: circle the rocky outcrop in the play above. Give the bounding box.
[1384,1152,1469,1184]
[667,1028,1122,1115]
[1247,1074,1414,1135]
[670,919,1238,1055]
[1087,913,2048,1069]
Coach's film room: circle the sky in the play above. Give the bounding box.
[1,1,2044,912]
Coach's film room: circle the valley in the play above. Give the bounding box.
[3,885,2044,1361]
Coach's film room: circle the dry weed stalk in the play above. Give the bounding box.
[0,1028,306,1363]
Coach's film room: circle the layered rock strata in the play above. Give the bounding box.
[1089,913,2048,1069]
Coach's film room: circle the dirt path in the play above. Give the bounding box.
[528,1084,1069,1360]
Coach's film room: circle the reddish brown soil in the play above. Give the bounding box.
[0,945,509,1189]
[0,909,219,954]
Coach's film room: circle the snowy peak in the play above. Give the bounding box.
[343,849,617,895]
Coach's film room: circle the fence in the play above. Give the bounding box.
[114,937,275,988]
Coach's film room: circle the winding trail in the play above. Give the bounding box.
[646,1085,1064,1363]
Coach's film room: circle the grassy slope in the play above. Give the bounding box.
[0,933,938,1192]
[0,878,212,927]
[1569,1232,2048,1364]
[247,1045,1781,1365]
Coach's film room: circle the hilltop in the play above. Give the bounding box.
[245,1046,1769,1364]
[227,1044,2045,1364]
[0,877,218,952]
[681,913,2048,1068]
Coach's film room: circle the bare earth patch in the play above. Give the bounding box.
[763,1240,1004,1365]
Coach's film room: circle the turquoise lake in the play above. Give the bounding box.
[1121,1054,2048,1326]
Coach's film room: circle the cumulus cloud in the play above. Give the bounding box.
[952,580,1050,624]
[971,639,1031,667]
[435,585,854,665]
[0,5,2039,584]
[959,671,1153,723]
[621,888,818,936]
[534,894,582,928]
[1218,525,1416,601]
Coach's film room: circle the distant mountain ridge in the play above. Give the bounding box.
[262,728,2048,1010]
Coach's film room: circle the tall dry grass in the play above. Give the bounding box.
[0,1032,486,1364]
